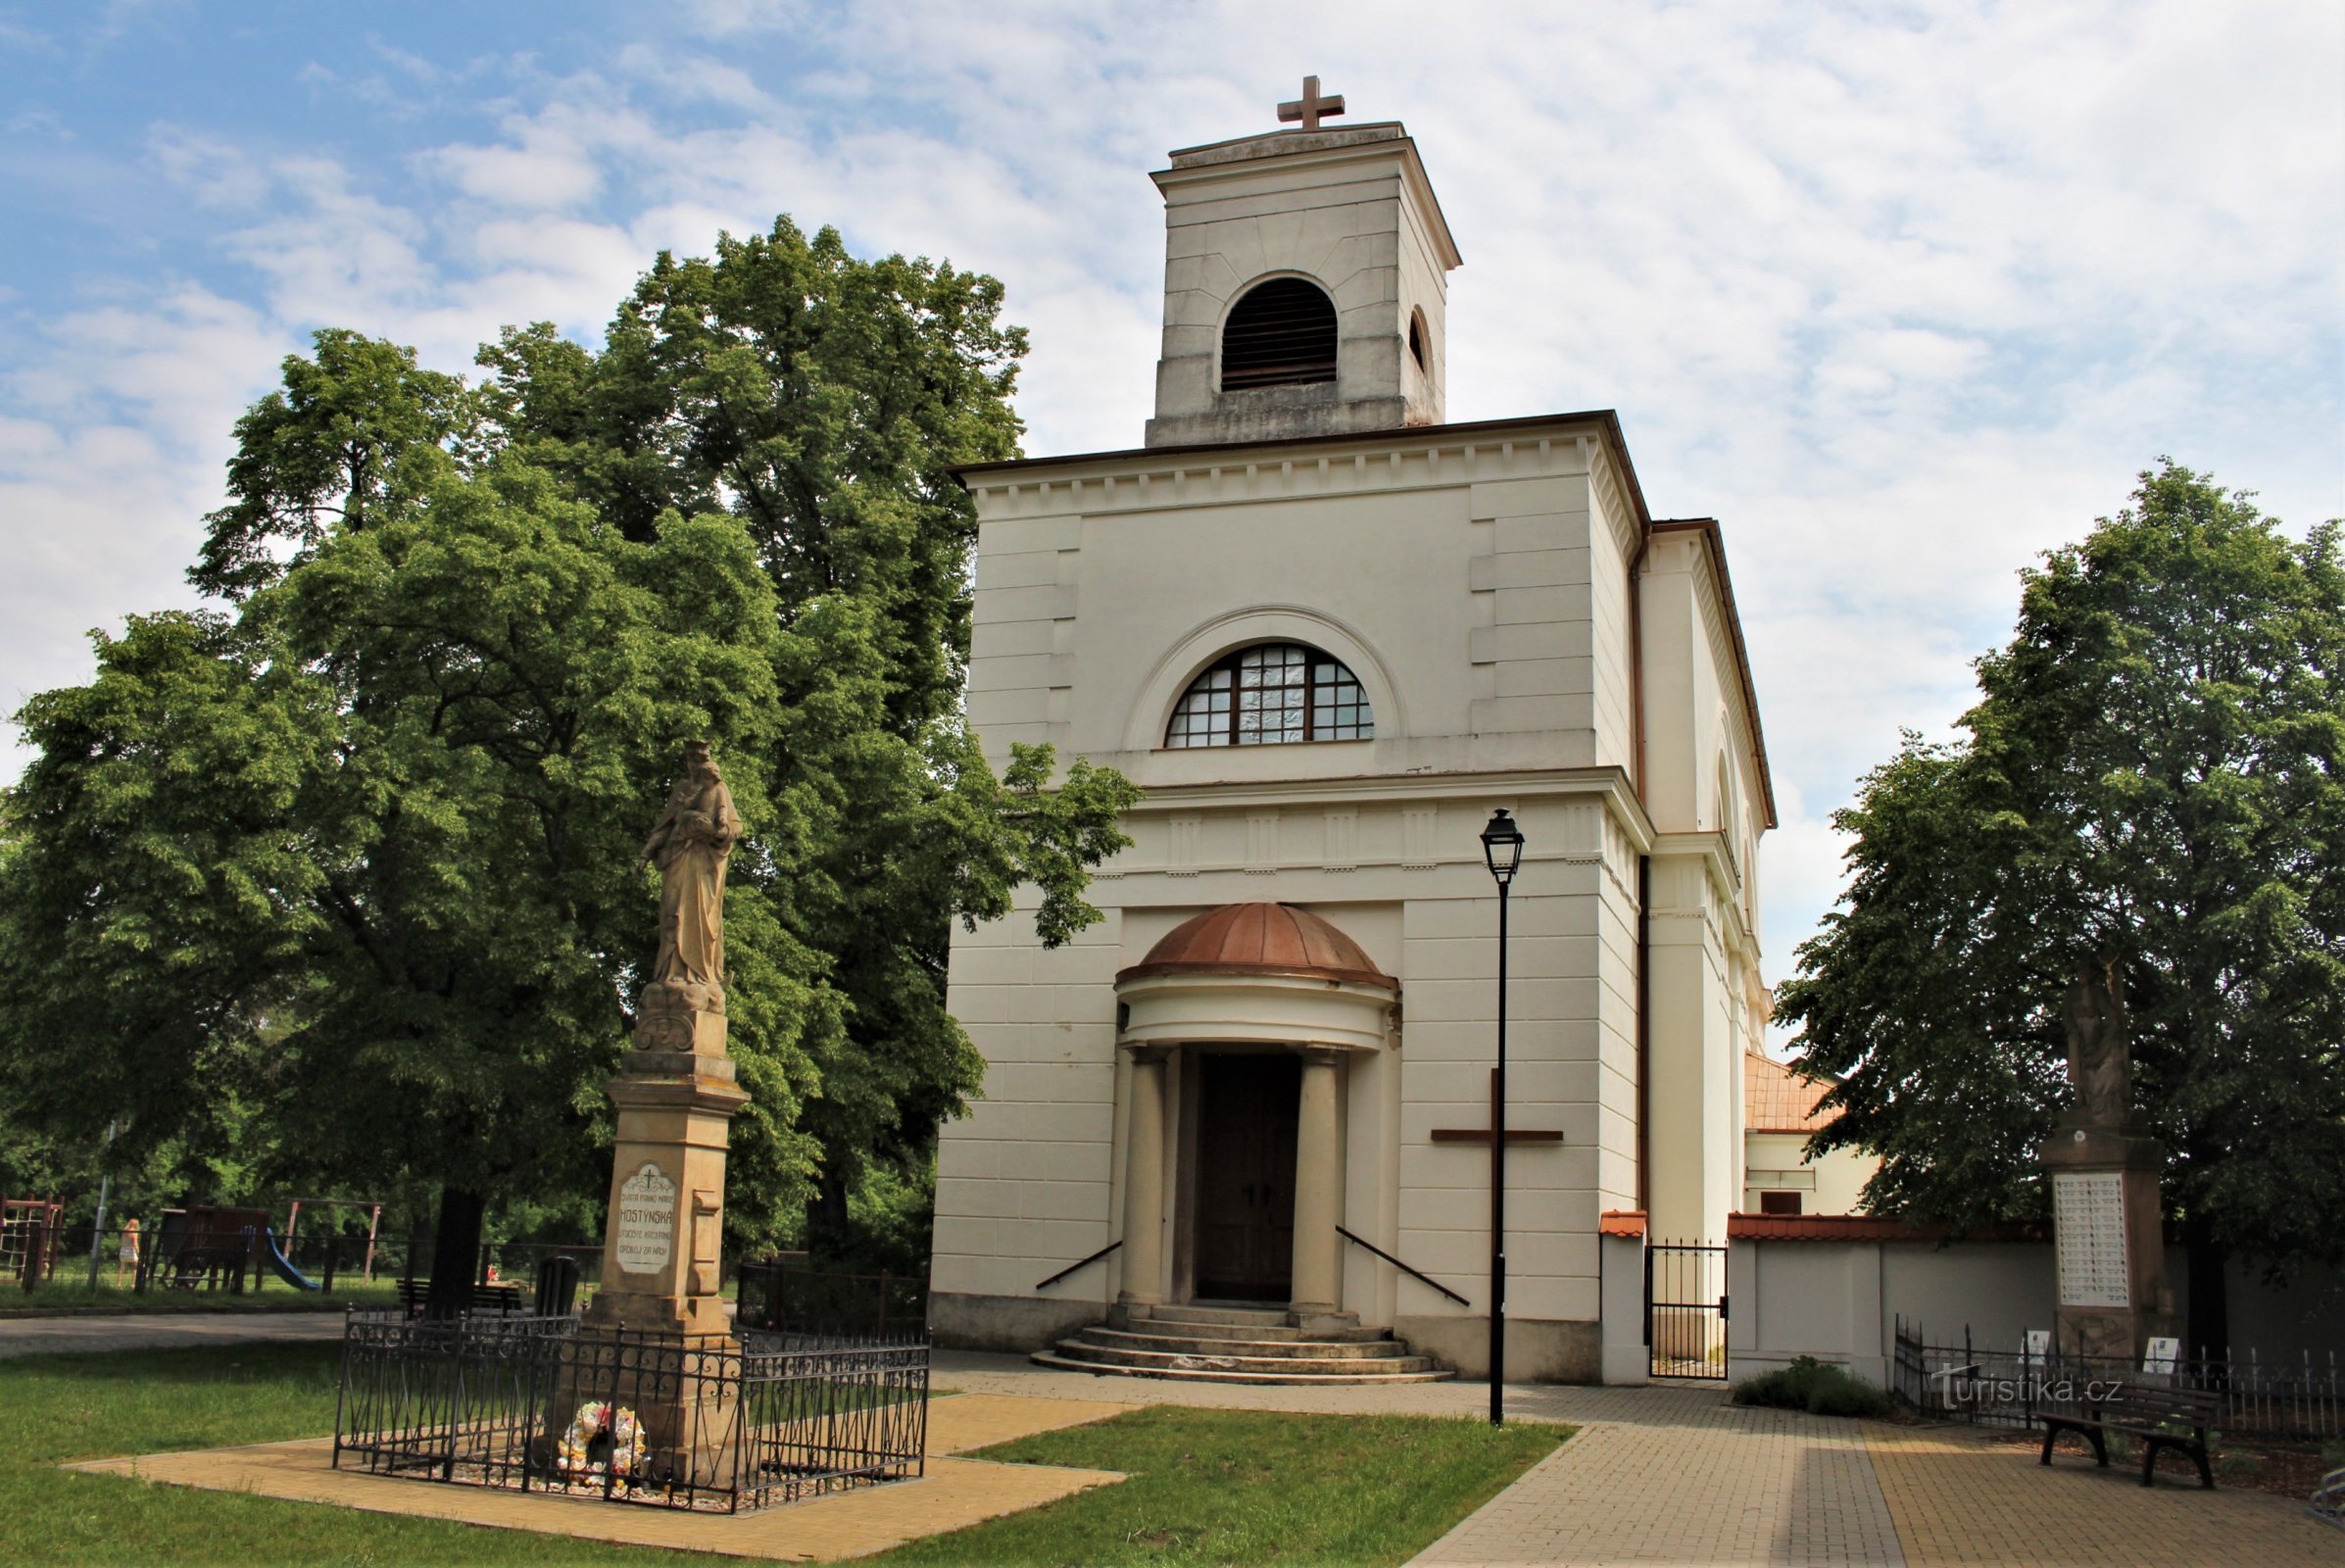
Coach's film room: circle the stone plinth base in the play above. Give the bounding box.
[2041,1116,2177,1363]
[542,1327,744,1493]
[590,1001,748,1331]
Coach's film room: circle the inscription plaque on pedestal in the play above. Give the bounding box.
[2053,1169,2129,1307]
[614,1162,677,1275]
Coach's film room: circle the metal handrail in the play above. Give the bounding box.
[1035,1240,1121,1293]
[1337,1225,1470,1307]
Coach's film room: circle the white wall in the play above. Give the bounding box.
[1731,1237,2059,1387]
[1726,1236,2345,1387]
[1744,1130,1876,1215]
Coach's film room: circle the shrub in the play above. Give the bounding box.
[1732,1355,1891,1419]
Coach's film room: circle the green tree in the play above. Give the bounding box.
[1778,462,2345,1353]
[471,220,1138,1256]
[0,220,1138,1306]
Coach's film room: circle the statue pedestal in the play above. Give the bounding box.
[559,991,751,1485]
[585,988,748,1337]
[2040,1115,2175,1364]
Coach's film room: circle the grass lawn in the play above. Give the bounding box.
[2,1343,1565,1566]
[876,1404,1566,1567]
[0,1343,699,1564]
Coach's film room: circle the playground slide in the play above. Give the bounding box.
[263,1227,323,1291]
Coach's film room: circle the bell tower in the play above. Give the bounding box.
[1144,77,1463,448]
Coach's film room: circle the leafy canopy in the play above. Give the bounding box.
[1778,463,2345,1308]
[0,219,1140,1256]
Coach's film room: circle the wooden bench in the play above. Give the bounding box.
[2037,1381,2221,1489]
[395,1278,524,1318]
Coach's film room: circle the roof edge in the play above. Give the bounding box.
[951,409,1655,532]
[1650,517,1776,829]
[1114,959,1400,992]
[1728,1213,2054,1244]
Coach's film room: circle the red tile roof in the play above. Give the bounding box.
[1744,1051,1835,1133]
[1598,1210,1647,1238]
[1728,1213,2053,1244]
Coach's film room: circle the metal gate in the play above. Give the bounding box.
[1645,1241,1729,1380]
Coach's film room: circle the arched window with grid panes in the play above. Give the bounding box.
[1164,643,1374,748]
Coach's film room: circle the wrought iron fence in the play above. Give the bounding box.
[735,1256,927,1340]
[1892,1318,2345,1442]
[333,1308,929,1512]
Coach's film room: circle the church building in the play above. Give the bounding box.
[928,86,1773,1384]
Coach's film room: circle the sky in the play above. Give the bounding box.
[2,0,2340,1021]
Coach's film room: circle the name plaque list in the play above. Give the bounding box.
[2053,1170,2129,1307]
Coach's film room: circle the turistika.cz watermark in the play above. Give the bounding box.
[1929,1370,2126,1403]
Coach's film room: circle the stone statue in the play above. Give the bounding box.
[641,741,741,1007]
[2061,956,2132,1127]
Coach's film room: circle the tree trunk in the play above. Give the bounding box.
[424,1187,487,1321]
[2181,1208,2229,1361]
[805,1166,853,1264]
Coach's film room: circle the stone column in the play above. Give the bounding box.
[1118,1047,1169,1310]
[1289,1047,1343,1318]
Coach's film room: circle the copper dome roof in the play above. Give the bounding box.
[1115,903,1397,991]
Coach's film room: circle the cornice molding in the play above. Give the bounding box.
[1117,764,1653,849]
[954,411,1654,530]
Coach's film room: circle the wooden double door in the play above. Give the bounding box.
[1193,1053,1300,1302]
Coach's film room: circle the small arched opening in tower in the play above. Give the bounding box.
[1408,308,1431,375]
[1220,277,1338,390]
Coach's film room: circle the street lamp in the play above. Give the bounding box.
[1479,807,1524,1426]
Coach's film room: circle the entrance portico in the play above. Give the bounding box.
[1112,903,1398,1323]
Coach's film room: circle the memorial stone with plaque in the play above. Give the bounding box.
[2040,960,2177,1362]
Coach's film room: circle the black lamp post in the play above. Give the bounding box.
[1479,807,1525,1427]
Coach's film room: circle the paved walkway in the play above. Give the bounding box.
[1867,1424,2343,1567]
[1409,1396,1904,1567]
[0,1310,346,1357]
[940,1353,2342,1567]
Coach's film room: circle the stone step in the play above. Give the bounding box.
[1112,1317,1389,1345]
[1051,1339,1441,1378]
[1032,1350,1453,1386]
[1073,1328,1402,1360]
[1138,1303,1292,1328]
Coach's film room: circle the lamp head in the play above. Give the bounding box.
[1480,808,1525,886]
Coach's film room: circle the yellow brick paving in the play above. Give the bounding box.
[1863,1423,2343,1567]
[72,1393,1131,1562]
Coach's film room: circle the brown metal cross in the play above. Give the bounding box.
[1278,74,1346,131]
[1430,1069,1564,1147]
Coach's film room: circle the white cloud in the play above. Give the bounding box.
[2,0,2337,994]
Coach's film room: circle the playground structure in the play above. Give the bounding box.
[116,1198,387,1294]
[1,1195,65,1285]
[146,1206,279,1291]
[283,1197,385,1279]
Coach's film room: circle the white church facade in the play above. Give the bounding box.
[928,98,1773,1383]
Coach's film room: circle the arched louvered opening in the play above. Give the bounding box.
[1408,308,1430,374]
[1221,277,1338,391]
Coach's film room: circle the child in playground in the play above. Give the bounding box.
[117,1217,140,1285]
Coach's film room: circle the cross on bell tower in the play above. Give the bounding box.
[1277,74,1345,131]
